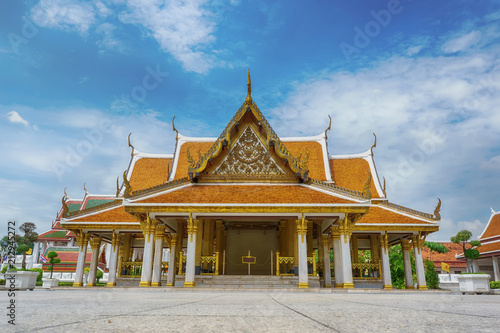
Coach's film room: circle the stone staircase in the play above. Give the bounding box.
[116,275,321,289]
[195,275,321,289]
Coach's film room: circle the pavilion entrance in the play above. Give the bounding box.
[224,222,277,275]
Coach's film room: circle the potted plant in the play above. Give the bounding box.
[2,266,38,291]
[42,251,61,289]
[451,230,490,294]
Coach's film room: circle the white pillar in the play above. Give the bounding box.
[322,235,332,288]
[296,219,309,288]
[380,234,392,289]
[184,218,198,287]
[166,234,178,286]
[106,233,120,287]
[492,256,500,281]
[87,237,101,287]
[152,225,165,287]
[340,233,354,288]
[140,228,155,287]
[414,245,427,290]
[402,240,413,289]
[32,242,40,265]
[73,233,89,287]
[333,235,344,287]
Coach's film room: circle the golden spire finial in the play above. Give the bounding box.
[245,69,252,105]
[172,116,179,140]
[83,183,88,195]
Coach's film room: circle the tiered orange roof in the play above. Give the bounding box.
[134,184,356,204]
[421,242,466,268]
[479,211,500,240]
[71,205,138,223]
[356,205,434,225]
[173,141,214,180]
[330,158,380,198]
[283,141,327,181]
[129,157,173,192]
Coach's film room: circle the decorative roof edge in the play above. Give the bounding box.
[66,199,123,218]
[376,201,438,222]
[478,208,500,240]
[306,177,367,201]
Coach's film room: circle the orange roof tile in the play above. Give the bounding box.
[174,141,214,180]
[283,141,326,181]
[478,241,500,254]
[356,206,434,224]
[136,185,355,204]
[70,206,138,223]
[422,242,465,262]
[130,157,172,192]
[480,213,500,239]
[330,158,380,198]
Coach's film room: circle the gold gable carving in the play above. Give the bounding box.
[213,126,285,175]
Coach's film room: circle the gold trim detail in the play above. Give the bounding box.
[418,285,428,290]
[73,282,83,287]
[341,283,355,289]
[298,283,309,288]
[184,281,195,287]
[139,281,151,287]
[383,285,393,290]
[151,282,161,287]
[106,283,116,288]
[433,198,441,220]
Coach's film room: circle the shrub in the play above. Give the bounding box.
[29,268,44,282]
[425,259,440,289]
[96,270,103,283]
[58,281,74,287]
[490,281,500,289]
[0,279,5,285]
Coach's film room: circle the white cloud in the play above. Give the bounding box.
[442,31,482,53]
[78,76,90,84]
[95,23,125,54]
[480,155,500,170]
[118,0,216,73]
[6,111,29,126]
[406,45,423,56]
[30,0,96,35]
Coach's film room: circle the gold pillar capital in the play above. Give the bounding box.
[216,220,223,229]
[170,233,178,247]
[379,232,389,254]
[155,225,166,240]
[111,232,121,252]
[187,214,199,241]
[75,231,90,251]
[410,232,427,254]
[295,216,308,243]
[90,236,102,250]
[401,239,412,252]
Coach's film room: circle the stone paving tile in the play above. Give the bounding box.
[1,289,499,332]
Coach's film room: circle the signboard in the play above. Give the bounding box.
[242,256,256,264]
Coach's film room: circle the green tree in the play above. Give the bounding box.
[389,245,414,289]
[16,222,38,249]
[96,269,103,283]
[450,230,481,273]
[46,251,61,279]
[425,259,440,289]
[17,243,30,269]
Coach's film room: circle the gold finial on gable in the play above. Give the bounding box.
[123,170,132,198]
[172,116,179,140]
[128,133,135,156]
[83,183,88,195]
[245,69,252,105]
[116,177,120,197]
[61,192,69,218]
[433,198,441,220]
[370,133,377,155]
[325,115,332,140]
[382,176,387,197]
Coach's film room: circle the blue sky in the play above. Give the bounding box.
[1,0,500,241]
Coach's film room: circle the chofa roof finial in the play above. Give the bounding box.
[172,116,179,140]
[245,69,252,105]
[128,133,135,156]
[370,133,377,155]
[324,115,332,140]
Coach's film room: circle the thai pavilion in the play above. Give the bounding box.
[59,72,441,289]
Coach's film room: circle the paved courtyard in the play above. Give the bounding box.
[2,288,499,332]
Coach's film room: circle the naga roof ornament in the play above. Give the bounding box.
[324,115,332,140]
[172,116,179,140]
[433,198,441,220]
